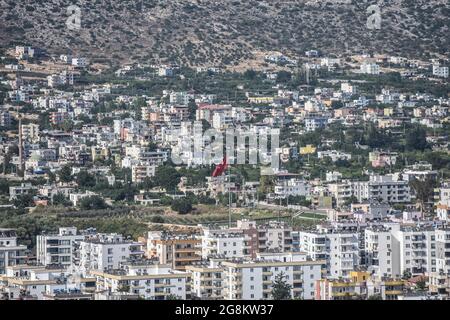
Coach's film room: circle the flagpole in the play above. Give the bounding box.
[228,162,231,228]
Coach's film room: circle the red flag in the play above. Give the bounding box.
[212,157,228,177]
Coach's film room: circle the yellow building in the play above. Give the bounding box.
[300,144,317,155]
[248,97,274,104]
[383,107,394,117]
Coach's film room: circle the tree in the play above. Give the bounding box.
[365,124,391,148]
[409,177,436,213]
[344,195,358,206]
[171,198,193,214]
[259,175,275,194]
[13,194,35,209]
[150,215,165,223]
[153,166,181,192]
[405,126,428,151]
[0,179,10,195]
[79,195,108,210]
[244,69,257,80]
[276,71,292,83]
[188,100,197,120]
[416,277,427,291]
[402,270,412,280]
[58,165,73,183]
[52,192,72,207]
[76,170,96,188]
[271,272,292,300]
[117,284,130,293]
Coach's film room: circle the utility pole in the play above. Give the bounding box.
[18,111,24,180]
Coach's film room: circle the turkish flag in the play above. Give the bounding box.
[212,157,228,177]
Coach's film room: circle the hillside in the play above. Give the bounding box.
[1,0,449,68]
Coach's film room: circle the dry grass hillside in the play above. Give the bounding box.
[1,0,449,68]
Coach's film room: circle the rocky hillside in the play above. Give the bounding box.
[1,0,449,68]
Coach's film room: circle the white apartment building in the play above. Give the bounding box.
[92,262,190,300]
[256,221,293,253]
[0,111,11,127]
[200,228,250,260]
[9,183,37,201]
[72,57,88,68]
[353,175,411,204]
[317,150,351,162]
[330,174,411,207]
[433,65,449,78]
[222,252,324,300]
[436,182,450,222]
[131,164,156,183]
[341,82,357,95]
[1,265,96,300]
[365,227,399,278]
[299,228,359,279]
[79,234,144,272]
[391,227,436,276]
[186,261,224,299]
[0,229,27,275]
[274,178,310,197]
[360,62,380,75]
[21,123,40,143]
[36,227,85,267]
[435,229,450,275]
[327,232,360,279]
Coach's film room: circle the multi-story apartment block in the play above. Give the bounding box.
[360,62,380,75]
[435,182,450,222]
[92,262,190,300]
[0,264,96,300]
[299,228,359,279]
[353,175,411,204]
[432,65,449,78]
[222,252,324,300]
[327,232,360,279]
[186,261,224,299]
[316,271,370,300]
[435,228,450,276]
[429,272,450,299]
[9,183,37,201]
[131,164,156,183]
[36,227,85,267]
[146,231,201,270]
[0,229,28,274]
[79,234,144,272]
[0,111,12,127]
[365,226,398,278]
[200,227,251,260]
[391,227,436,276]
[256,221,293,254]
[330,174,411,207]
[316,271,405,300]
[22,123,40,143]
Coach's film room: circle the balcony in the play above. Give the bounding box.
[385,290,403,295]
